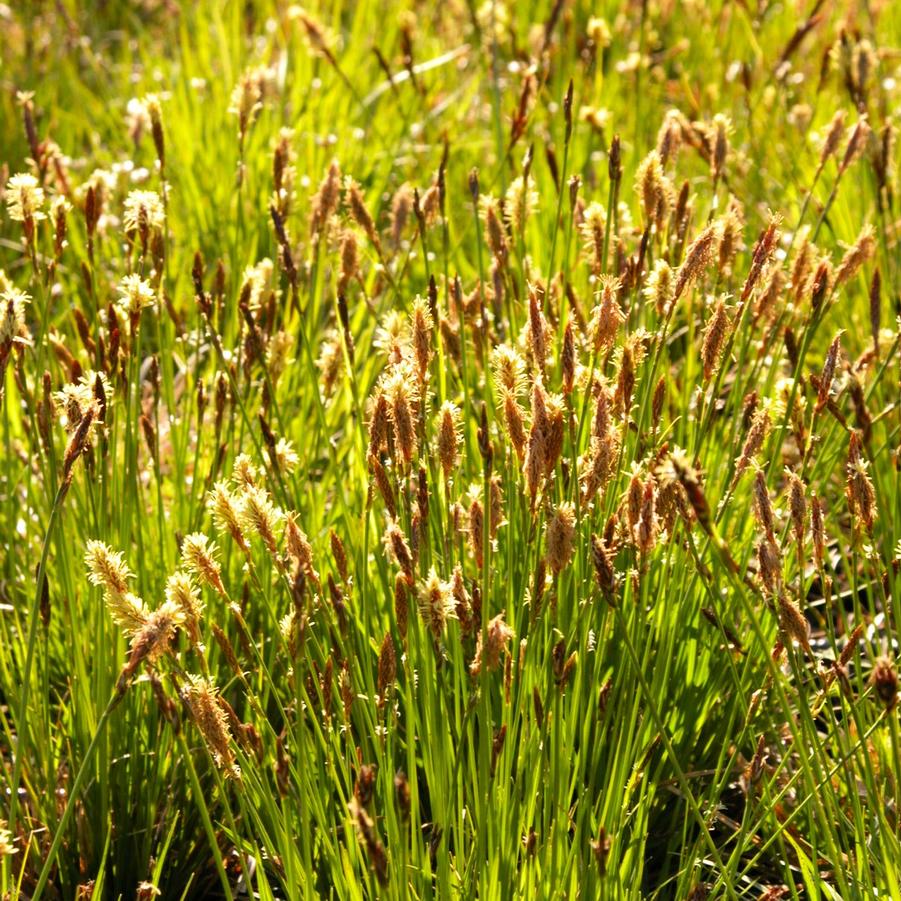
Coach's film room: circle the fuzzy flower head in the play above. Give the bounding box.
[181,533,226,596]
[0,286,30,345]
[123,189,165,236]
[5,172,46,224]
[117,274,155,316]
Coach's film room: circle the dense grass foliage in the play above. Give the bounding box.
[2,1,901,897]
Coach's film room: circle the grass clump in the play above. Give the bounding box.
[1,1,901,898]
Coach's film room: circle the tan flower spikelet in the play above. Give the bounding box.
[181,533,227,597]
[208,481,250,552]
[183,675,237,773]
[591,276,624,353]
[85,539,134,597]
[238,485,282,555]
[674,223,718,300]
[546,503,576,574]
[165,571,204,646]
[701,297,731,382]
[85,540,148,633]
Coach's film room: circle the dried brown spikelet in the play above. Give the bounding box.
[469,496,484,569]
[636,478,658,554]
[809,259,832,311]
[701,297,731,382]
[384,522,414,583]
[787,471,806,547]
[816,332,842,413]
[394,572,409,639]
[732,409,770,487]
[470,612,514,676]
[208,481,250,553]
[184,675,236,772]
[674,224,718,300]
[284,513,320,589]
[546,503,576,574]
[182,533,226,597]
[752,469,777,542]
[871,656,898,708]
[165,571,204,646]
[590,534,617,600]
[377,633,396,707]
[846,431,876,530]
[491,344,525,394]
[561,321,575,395]
[418,568,456,638]
[810,493,826,565]
[591,276,624,352]
[834,225,875,287]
